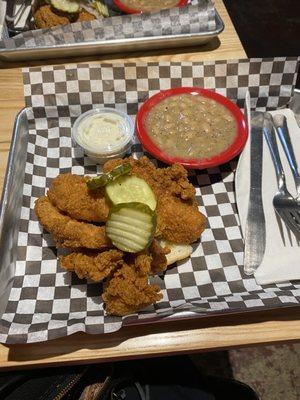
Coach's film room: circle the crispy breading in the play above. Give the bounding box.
[103,156,196,203]
[47,173,109,222]
[148,239,170,273]
[103,256,162,316]
[60,249,123,282]
[35,196,111,249]
[34,4,71,29]
[104,157,205,244]
[77,9,96,22]
[156,196,206,244]
[60,240,168,286]
[34,4,95,29]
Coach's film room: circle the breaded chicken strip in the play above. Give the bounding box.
[35,197,111,249]
[60,249,123,282]
[103,255,162,316]
[157,196,206,244]
[47,173,109,222]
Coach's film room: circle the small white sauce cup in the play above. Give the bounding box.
[72,108,134,164]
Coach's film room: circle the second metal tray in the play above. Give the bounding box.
[0,10,224,62]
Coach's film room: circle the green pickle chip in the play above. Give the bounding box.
[86,163,132,190]
[106,202,156,253]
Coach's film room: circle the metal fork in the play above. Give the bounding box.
[263,113,300,238]
[273,114,300,199]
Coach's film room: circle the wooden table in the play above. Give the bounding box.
[0,0,299,370]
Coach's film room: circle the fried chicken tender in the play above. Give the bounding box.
[47,173,109,222]
[104,157,206,244]
[157,196,206,244]
[34,4,96,30]
[60,249,123,282]
[35,197,111,249]
[103,255,162,316]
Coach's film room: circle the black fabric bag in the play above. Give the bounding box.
[103,356,259,400]
[0,356,259,400]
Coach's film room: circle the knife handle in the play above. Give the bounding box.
[273,114,300,197]
[263,113,286,192]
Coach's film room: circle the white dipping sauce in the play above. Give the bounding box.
[72,108,134,164]
[77,112,130,152]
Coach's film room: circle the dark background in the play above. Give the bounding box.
[223,0,300,87]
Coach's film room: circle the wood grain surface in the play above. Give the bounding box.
[0,1,298,370]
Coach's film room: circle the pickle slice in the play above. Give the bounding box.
[50,0,80,13]
[106,175,157,210]
[86,163,132,190]
[106,202,156,253]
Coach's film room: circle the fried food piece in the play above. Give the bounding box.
[77,9,96,22]
[35,196,111,249]
[148,239,169,273]
[103,156,196,203]
[34,4,71,29]
[47,173,109,222]
[60,249,123,282]
[104,157,206,244]
[103,256,162,316]
[157,196,206,244]
[34,4,96,29]
[61,241,167,284]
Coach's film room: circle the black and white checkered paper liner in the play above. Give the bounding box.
[0,57,300,344]
[1,1,215,49]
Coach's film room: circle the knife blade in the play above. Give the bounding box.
[243,102,266,275]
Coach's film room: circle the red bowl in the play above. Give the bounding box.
[113,0,189,14]
[136,87,248,169]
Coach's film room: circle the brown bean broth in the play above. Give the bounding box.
[145,94,237,159]
[120,0,179,12]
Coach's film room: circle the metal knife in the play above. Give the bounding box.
[243,97,266,275]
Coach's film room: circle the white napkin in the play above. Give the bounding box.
[236,108,300,285]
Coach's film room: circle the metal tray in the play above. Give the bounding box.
[0,10,224,62]
[0,88,299,321]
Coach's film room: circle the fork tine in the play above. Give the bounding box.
[283,211,300,238]
[275,208,300,238]
[292,211,300,225]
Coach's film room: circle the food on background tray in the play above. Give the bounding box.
[145,93,237,159]
[114,0,187,14]
[136,87,248,169]
[35,156,206,316]
[72,108,134,164]
[33,0,109,29]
